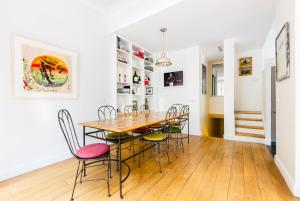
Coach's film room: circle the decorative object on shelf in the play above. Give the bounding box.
[145,66,154,71]
[133,49,144,59]
[13,35,78,98]
[146,87,153,95]
[156,28,172,67]
[123,74,127,83]
[133,71,139,84]
[202,64,207,94]
[138,76,141,84]
[118,73,121,82]
[117,55,127,64]
[117,86,130,94]
[239,57,253,76]
[145,57,154,63]
[276,22,290,81]
[117,37,129,53]
[132,100,138,111]
[144,75,151,86]
[164,71,183,87]
[145,98,149,110]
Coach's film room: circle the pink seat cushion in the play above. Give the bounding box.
[76,143,109,159]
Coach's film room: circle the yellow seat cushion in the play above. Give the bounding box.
[106,132,131,140]
[143,132,166,142]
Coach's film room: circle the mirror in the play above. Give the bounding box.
[211,63,224,96]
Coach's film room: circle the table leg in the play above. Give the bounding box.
[119,135,123,198]
[188,114,190,143]
[83,126,86,176]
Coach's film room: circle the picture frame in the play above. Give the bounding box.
[275,22,290,81]
[132,100,138,111]
[145,87,153,95]
[12,35,78,98]
[202,64,207,94]
[164,71,183,87]
[239,57,253,76]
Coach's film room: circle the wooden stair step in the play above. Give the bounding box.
[235,124,264,130]
[235,111,261,114]
[235,132,265,139]
[235,118,263,122]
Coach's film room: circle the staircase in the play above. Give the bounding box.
[235,111,265,139]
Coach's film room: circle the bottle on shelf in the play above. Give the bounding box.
[133,71,138,84]
[148,76,151,86]
[138,76,141,84]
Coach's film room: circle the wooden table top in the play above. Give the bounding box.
[79,112,188,133]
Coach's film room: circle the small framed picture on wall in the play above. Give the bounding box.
[239,57,253,76]
[276,22,290,81]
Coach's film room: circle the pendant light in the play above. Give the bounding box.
[156,28,172,66]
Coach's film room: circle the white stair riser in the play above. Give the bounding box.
[235,127,264,134]
[235,114,262,119]
[235,120,263,127]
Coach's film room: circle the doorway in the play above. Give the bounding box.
[270,66,276,155]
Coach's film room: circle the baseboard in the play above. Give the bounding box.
[224,135,266,144]
[0,152,71,181]
[274,155,297,196]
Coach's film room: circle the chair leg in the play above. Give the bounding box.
[166,137,170,164]
[157,143,162,173]
[108,154,112,178]
[138,139,141,168]
[80,162,84,183]
[70,161,81,201]
[107,155,111,197]
[180,133,184,153]
[116,147,119,172]
[132,138,136,162]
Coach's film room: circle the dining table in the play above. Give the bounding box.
[79,111,190,198]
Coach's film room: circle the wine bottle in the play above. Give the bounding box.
[138,76,141,84]
[133,71,138,84]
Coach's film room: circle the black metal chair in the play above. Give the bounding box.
[58,109,111,200]
[168,104,189,156]
[139,106,177,172]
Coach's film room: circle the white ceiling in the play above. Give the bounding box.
[80,0,141,16]
[116,0,276,60]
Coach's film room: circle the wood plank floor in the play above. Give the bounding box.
[0,136,299,201]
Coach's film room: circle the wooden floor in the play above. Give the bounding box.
[0,136,299,201]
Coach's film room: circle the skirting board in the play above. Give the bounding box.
[224,135,266,144]
[0,152,71,181]
[275,155,300,197]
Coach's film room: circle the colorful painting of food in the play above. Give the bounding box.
[13,36,78,98]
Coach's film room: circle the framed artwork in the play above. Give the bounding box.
[202,64,207,94]
[164,71,183,87]
[276,22,290,81]
[132,100,138,111]
[146,87,153,95]
[12,35,78,98]
[239,57,252,76]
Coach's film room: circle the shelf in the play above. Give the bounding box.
[117,48,130,55]
[133,83,142,87]
[117,81,131,85]
[117,93,131,96]
[133,66,143,70]
[132,94,143,96]
[144,60,153,65]
[132,54,144,61]
[117,61,130,67]
[145,69,154,73]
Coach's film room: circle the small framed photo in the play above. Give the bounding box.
[239,57,252,76]
[146,87,153,95]
[276,22,290,81]
[132,100,138,111]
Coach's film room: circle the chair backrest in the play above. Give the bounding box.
[177,105,189,130]
[171,104,184,115]
[140,104,150,115]
[124,105,133,117]
[164,106,178,133]
[98,105,116,120]
[58,109,80,157]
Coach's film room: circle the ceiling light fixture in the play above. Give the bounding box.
[156,28,172,67]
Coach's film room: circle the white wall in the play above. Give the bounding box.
[208,97,224,114]
[155,46,201,135]
[223,39,236,139]
[261,26,276,147]
[200,51,209,136]
[273,0,298,196]
[0,0,112,180]
[235,49,263,111]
